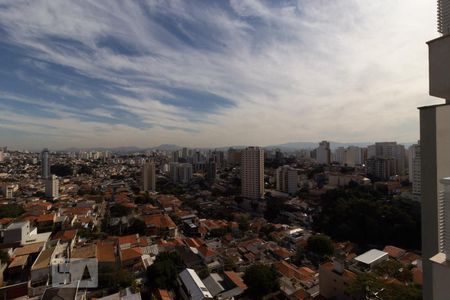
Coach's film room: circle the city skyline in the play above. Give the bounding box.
[0,0,439,150]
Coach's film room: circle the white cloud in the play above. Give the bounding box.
[0,0,442,149]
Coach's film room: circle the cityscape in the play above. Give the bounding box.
[0,1,449,300]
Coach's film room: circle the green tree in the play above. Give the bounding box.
[110,204,131,218]
[373,260,413,282]
[146,252,184,290]
[306,234,334,261]
[243,264,280,299]
[0,250,10,264]
[126,218,146,235]
[0,204,24,218]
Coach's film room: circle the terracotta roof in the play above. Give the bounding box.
[36,214,55,223]
[156,289,172,300]
[291,289,310,300]
[97,242,116,263]
[412,267,423,285]
[274,261,316,282]
[224,271,247,289]
[198,245,216,258]
[72,244,96,258]
[399,252,421,265]
[118,234,139,246]
[53,229,77,241]
[8,254,28,268]
[13,242,44,256]
[0,218,14,226]
[383,245,406,259]
[184,238,203,248]
[121,247,142,261]
[143,214,176,229]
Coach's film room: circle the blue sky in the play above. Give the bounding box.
[0,0,440,150]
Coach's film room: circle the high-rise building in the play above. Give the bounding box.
[276,165,298,195]
[345,146,363,167]
[0,150,4,163]
[212,150,225,169]
[409,142,421,196]
[316,141,331,165]
[177,163,193,184]
[41,148,50,179]
[172,150,180,163]
[241,147,264,199]
[206,162,217,183]
[142,161,156,192]
[227,148,242,166]
[333,147,346,165]
[366,142,406,178]
[45,175,59,199]
[366,157,396,181]
[420,4,450,297]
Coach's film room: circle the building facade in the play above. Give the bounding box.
[142,161,156,192]
[241,147,264,199]
[276,165,298,195]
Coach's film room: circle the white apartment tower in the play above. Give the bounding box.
[409,142,421,196]
[276,165,298,195]
[41,148,50,179]
[45,175,59,199]
[241,147,264,199]
[421,2,450,298]
[142,161,156,192]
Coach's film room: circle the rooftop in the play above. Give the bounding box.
[354,249,388,265]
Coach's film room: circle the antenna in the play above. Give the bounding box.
[438,0,450,35]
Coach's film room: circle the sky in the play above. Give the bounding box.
[0,0,441,150]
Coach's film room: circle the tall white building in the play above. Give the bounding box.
[316,141,331,165]
[276,165,298,195]
[345,146,363,167]
[169,162,193,184]
[142,161,156,192]
[420,4,450,297]
[45,175,59,199]
[333,147,346,165]
[41,148,50,179]
[241,147,264,199]
[409,142,421,196]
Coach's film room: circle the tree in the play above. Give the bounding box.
[110,204,131,218]
[306,234,334,260]
[373,260,413,283]
[126,218,146,235]
[346,273,421,300]
[146,252,184,290]
[0,251,9,264]
[243,264,280,299]
[264,198,286,222]
[0,204,24,218]
[50,164,73,177]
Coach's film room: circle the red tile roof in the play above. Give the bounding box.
[224,271,247,289]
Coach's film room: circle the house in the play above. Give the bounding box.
[143,214,177,238]
[177,268,213,300]
[202,271,247,299]
[319,261,356,300]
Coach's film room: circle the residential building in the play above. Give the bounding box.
[333,147,346,165]
[45,175,59,200]
[366,142,406,177]
[409,142,421,196]
[366,157,396,181]
[420,4,450,297]
[316,141,331,165]
[178,268,213,300]
[142,161,156,192]
[41,148,50,179]
[241,147,264,199]
[345,146,363,167]
[212,151,225,170]
[319,261,355,300]
[276,165,298,195]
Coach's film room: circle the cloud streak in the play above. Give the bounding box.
[0,0,440,150]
